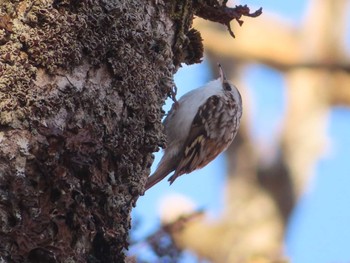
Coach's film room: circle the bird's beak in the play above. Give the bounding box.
[218,63,227,83]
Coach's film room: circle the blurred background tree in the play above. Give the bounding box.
[134,0,350,262]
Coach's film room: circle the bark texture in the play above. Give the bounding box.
[0,1,178,262]
[0,0,262,261]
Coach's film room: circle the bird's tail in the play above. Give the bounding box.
[145,160,175,191]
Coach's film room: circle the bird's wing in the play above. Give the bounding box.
[168,95,231,184]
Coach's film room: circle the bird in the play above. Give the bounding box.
[145,63,242,190]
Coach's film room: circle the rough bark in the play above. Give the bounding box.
[0,0,263,261]
[0,1,177,262]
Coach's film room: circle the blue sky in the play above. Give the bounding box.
[245,65,350,263]
[132,1,350,262]
[286,107,350,263]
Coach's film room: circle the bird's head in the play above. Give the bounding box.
[218,63,242,107]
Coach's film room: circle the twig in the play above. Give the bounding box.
[194,3,262,38]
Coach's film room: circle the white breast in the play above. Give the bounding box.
[164,79,224,145]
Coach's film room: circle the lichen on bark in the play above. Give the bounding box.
[0,0,260,261]
[0,1,175,262]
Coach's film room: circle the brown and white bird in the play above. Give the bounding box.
[146,64,242,190]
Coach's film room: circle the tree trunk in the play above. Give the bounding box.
[0,1,185,262]
[0,0,262,261]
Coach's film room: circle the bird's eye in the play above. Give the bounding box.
[223,82,232,91]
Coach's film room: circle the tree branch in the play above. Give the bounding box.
[194,2,262,37]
